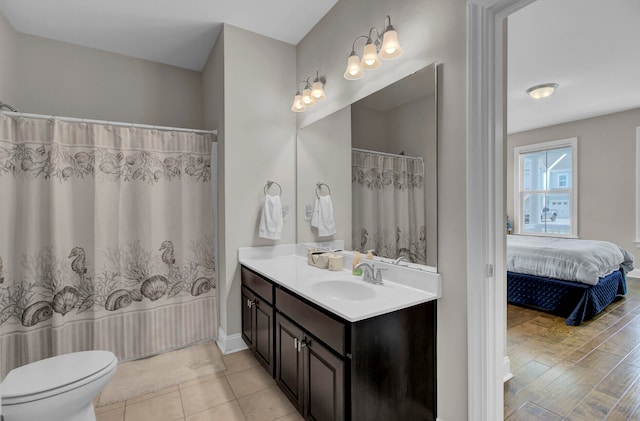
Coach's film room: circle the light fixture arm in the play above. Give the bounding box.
[296,81,309,94]
[366,16,394,44]
[305,76,315,88]
[384,15,392,31]
[367,27,381,43]
[351,35,369,54]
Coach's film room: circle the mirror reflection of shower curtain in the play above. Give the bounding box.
[0,115,217,374]
[352,149,426,264]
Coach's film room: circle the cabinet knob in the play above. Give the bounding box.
[247,298,256,308]
[294,337,298,349]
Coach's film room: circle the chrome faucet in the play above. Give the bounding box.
[355,262,374,282]
[355,262,385,285]
[373,267,386,284]
[392,256,410,265]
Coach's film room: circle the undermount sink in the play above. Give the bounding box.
[311,280,376,301]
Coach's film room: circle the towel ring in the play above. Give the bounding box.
[264,181,282,196]
[316,182,331,198]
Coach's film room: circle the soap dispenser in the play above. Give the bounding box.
[352,251,362,275]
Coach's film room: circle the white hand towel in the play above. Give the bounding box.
[259,194,283,240]
[310,195,336,237]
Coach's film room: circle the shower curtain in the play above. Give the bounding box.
[352,149,426,264]
[0,115,217,374]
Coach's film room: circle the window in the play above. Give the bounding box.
[514,138,577,237]
[557,174,568,188]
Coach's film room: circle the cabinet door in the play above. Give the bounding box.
[276,313,304,412]
[305,337,345,421]
[254,298,274,376]
[241,286,254,349]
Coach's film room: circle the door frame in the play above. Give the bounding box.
[466,1,536,420]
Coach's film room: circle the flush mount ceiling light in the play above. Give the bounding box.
[526,83,559,100]
[291,71,326,113]
[343,15,404,81]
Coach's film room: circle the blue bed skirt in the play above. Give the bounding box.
[507,269,627,326]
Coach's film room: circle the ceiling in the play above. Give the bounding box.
[508,0,640,133]
[0,0,339,71]
[0,0,637,133]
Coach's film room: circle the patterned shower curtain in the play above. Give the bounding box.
[0,115,217,374]
[352,149,426,264]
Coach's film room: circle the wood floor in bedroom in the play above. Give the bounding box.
[505,277,640,420]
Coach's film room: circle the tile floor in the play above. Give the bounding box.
[95,348,303,421]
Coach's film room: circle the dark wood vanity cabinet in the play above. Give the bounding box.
[276,307,345,421]
[275,314,304,410]
[241,265,436,421]
[240,267,275,377]
[350,301,437,421]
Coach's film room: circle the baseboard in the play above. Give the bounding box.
[215,327,248,355]
[503,355,513,382]
[628,269,640,279]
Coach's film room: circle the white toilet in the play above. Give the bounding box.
[1,350,117,421]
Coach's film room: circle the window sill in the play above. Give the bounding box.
[514,232,579,239]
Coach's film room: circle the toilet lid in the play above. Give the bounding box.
[2,350,117,400]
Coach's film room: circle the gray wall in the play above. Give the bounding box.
[297,106,352,246]
[352,106,387,152]
[202,30,227,332]
[296,0,468,419]
[508,107,640,264]
[0,11,17,107]
[214,25,297,337]
[6,30,203,129]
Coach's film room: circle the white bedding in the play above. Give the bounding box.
[507,235,635,285]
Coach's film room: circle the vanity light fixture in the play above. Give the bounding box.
[526,83,559,99]
[343,15,404,80]
[291,71,326,113]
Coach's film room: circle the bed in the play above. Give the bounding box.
[507,235,635,326]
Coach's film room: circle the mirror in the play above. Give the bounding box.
[296,63,437,271]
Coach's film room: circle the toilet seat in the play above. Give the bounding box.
[2,351,117,405]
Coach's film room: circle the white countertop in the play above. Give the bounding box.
[238,244,441,322]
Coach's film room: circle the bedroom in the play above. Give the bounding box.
[503,0,640,418]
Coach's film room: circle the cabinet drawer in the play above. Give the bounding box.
[276,288,346,356]
[241,266,274,305]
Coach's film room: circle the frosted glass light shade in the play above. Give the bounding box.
[344,53,364,80]
[360,41,381,69]
[526,83,558,99]
[311,82,326,101]
[290,94,307,112]
[379,29,403,60]
[302,88,316,106]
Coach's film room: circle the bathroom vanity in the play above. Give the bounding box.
[239,245,441,421]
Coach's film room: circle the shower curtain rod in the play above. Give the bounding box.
[0,110,217,136]
[352,147,424,162]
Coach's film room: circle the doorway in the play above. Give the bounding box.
[469,0,638,419]
[466,0,537,420]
